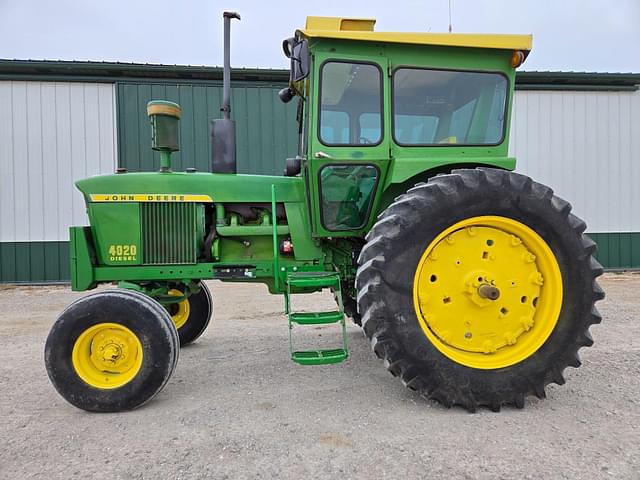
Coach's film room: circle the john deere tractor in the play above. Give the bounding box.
[45,13,604,412]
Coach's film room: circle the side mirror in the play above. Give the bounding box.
[291,40,309,82]
[279,37,309,103]
[282,37,294,58]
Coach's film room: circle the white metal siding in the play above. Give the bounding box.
[510,90,640,233]
[0,81,116,242]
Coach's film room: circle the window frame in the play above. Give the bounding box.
[317,59,385,148]
[391,66,510,147]
[317,162,381,232]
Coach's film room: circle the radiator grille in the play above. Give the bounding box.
[141,203,198,264]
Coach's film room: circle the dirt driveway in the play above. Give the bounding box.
[1,273,638,479]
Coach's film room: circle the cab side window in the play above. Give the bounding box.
[393,68,508,145]
[319,62,383,146]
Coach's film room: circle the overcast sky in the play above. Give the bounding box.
[1,0,638,72]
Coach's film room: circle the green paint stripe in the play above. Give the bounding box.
[1,233,639,282]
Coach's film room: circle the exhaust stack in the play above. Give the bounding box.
[211,11,241,174]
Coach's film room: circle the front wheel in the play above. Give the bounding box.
[45,289,179,412]
[356,168,604,411]
[167,281,213,346]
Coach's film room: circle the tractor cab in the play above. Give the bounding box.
[282,16,531,236]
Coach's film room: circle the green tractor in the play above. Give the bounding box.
[45,13,604,412]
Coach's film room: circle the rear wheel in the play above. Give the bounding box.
[333,284,361,326]
[343,296,361,326]
[356,168,604,411]
[167,281,213,346]
[45,289,179,412]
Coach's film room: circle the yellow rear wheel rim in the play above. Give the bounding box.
[413,216,563,369]
[168,289,190,329]
[72,323,143,389]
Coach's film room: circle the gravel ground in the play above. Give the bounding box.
[0,273,638,479]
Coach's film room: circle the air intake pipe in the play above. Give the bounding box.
[211,11,240,174]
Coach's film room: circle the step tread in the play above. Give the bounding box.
[289,311,344,325]
[291,348,348,365]
[286,272,340,289]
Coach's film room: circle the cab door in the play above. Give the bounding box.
[306,53,390,237]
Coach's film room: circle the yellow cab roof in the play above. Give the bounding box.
[299,16,532,59]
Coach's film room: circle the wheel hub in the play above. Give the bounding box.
[477,284,500,300]
[72,323,143,389]
[413,216,562,368]
[89,329,137,373]
[464,271,501,307]
[101,344,121,363]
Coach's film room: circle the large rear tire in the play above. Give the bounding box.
[333,284,361,326]
[356,168,604,411]
[45,289,179,412]
[343,296,362,326]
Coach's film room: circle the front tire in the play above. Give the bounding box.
[167,281,213,346]
[356,168,604,411]
[45,289,179,412]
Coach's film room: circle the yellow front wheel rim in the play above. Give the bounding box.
[413,216,563,369]
[72,323,143,389]
[168,289,191,329]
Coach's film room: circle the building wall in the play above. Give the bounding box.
[1,78,638,282]
[0,81,117,281]
[117,82,298,174]
[510,90,640,268]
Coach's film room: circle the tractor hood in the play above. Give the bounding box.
[76,172,305,204]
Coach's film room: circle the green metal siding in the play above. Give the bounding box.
[1,234,638,283]
[116,82,298,175]
[0,241,69,282]
[590,233,640,270]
